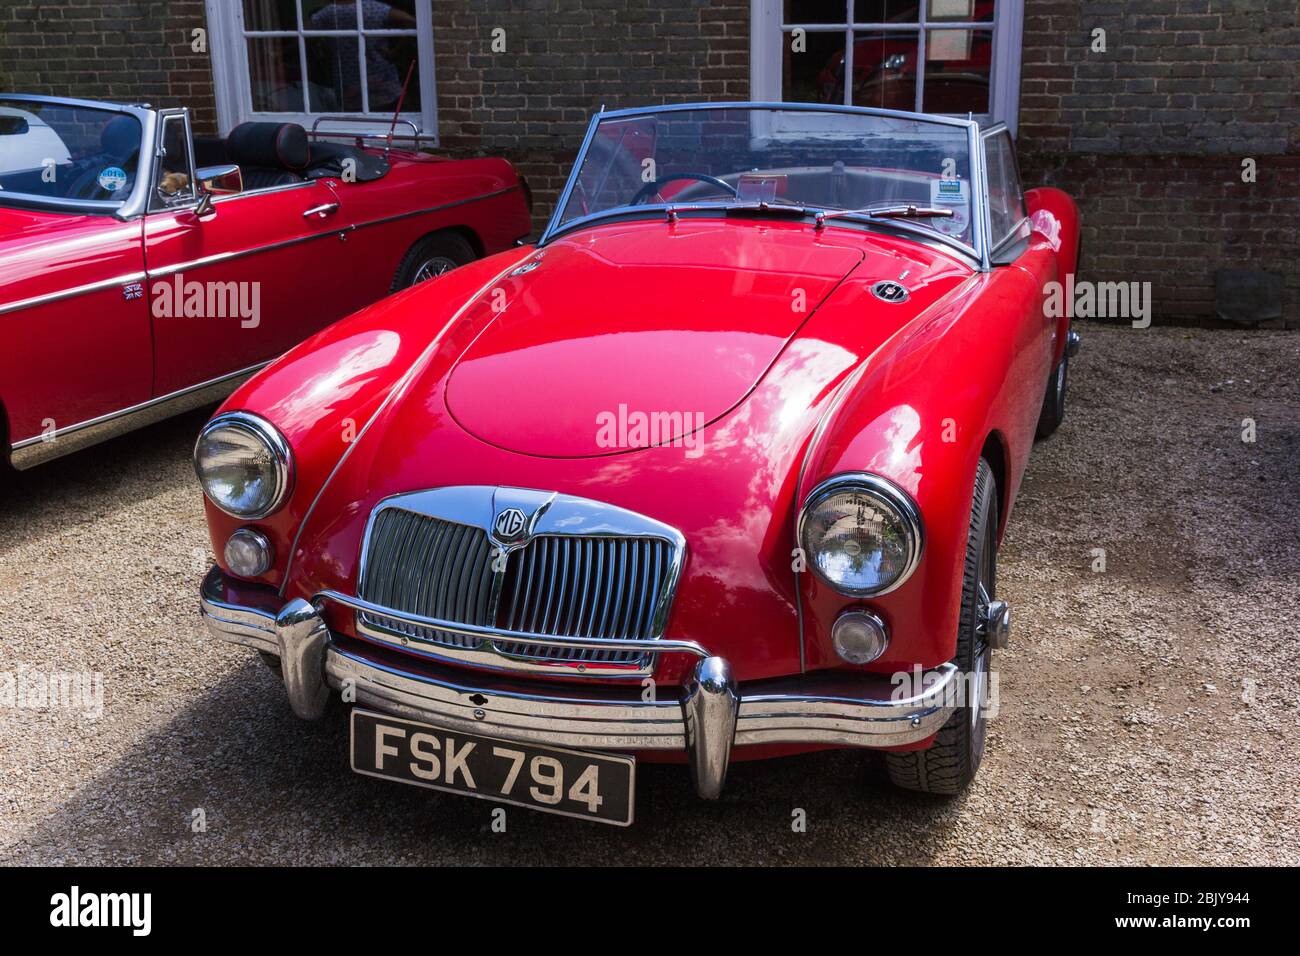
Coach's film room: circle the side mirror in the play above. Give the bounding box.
[196,163,242,196]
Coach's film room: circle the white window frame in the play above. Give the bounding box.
[750,0,1023,135]
[205,0,437,143]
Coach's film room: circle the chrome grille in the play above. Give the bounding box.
[495,535,672,664]
[355,491,683,676]
[359,510,495,649]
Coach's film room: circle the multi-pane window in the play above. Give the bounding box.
[757,0,1022,130]
[210,1,436,140]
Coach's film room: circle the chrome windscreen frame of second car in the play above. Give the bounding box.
[0,94,160,220]
[538,101,992,271]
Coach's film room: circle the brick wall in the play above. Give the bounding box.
[429,0,750,231]
[0,0,218,134]
[1018,0,1300,327]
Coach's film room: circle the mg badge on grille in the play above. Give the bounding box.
[493,508,528,541]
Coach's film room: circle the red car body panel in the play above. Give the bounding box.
[0,207,152,436]
[203,190,1078,706]
[0,141,530,458]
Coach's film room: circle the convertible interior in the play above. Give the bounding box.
[194,121,390,190]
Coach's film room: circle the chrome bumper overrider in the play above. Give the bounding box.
[201,567,958,800]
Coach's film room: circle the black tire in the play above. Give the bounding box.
[885,457,997,795]
[390,231,477,293]
[1034,350,1068,439]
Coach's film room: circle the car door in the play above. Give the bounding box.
[0,99,153,455]
[141,109,354,395]
[0,212,151,451]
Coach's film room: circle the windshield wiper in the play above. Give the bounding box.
[664,199,808,221]
[814,204,954,230]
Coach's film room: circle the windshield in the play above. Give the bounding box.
[552,105,978,253]
[0,99,142,208]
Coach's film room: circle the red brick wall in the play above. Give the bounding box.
[1017,0,1300,327]
[0,0,218,134]
[429,0,751,231]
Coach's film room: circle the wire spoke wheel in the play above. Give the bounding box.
[412,256,459,284]
[391,233,478,293]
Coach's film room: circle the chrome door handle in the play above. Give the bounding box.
[303,202,340,219]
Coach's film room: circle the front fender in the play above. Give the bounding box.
[797,259,1051,672]
[201,246,533,588]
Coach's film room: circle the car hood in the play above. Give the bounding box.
[444,220,865,457]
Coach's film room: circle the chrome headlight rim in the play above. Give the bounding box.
[194,411,294,520]
[798,472,924,597]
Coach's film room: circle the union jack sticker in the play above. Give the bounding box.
[122,281,145,301]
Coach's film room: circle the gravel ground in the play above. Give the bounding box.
[1,322,1297,865]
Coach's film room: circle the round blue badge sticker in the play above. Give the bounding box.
[97,166,128,192]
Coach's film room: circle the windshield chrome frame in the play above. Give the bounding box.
[0,93,158,221]
[539,101,991,270]
[980,121,1031,262]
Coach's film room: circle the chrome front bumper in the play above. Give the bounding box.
[201,567,958,799]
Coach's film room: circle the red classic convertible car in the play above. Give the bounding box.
[0,94,531,469]
[197,102,1079,825]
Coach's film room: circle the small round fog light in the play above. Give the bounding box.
[832,610,889,664]
[224,528,273,578]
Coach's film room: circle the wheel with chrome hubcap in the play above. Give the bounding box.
[885,456,999,795]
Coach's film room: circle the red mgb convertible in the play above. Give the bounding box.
[197,103,1079,825]
[0,94,531,469]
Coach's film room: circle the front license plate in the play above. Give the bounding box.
[350,709,635,826]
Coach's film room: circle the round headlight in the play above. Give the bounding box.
[799,474,923,596]
[194,412,293,519]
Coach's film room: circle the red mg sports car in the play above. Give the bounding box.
[197,102,1079,825]
[0,94,531,469]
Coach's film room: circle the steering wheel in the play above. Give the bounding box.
[630,172,737,205]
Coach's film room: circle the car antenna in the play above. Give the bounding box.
[386,60,417,154]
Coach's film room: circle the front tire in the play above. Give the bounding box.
[390,232,477,292]
[885,457,998,795]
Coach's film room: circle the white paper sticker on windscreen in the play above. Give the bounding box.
[930,178,970,238]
